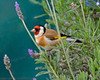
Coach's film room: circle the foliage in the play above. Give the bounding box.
[30,0,100,80]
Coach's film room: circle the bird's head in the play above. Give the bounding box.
[31,25,46,37]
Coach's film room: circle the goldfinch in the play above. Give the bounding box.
[31,25,82,50]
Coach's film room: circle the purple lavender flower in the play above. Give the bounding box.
[28,49,35,58]
[28,49,34,53]
[28,49,40,58]
[15,1,23,20]
[33,78,37,80]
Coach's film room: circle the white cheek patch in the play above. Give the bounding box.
[35,27,44,37]
[40,30,43,34]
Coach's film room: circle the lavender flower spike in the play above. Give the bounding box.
[28,49,40,58]
[28,49,35,58]
[4,54,11,70]
[15,1,23,20]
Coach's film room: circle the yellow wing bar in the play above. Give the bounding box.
[54,35,67,39]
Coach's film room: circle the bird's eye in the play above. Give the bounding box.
[35,29,40,31]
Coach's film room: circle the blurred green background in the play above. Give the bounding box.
[0,0,49,80]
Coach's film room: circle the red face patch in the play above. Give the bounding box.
[34,31,39,35]
[34,25,40,35]
[34,26,40,29]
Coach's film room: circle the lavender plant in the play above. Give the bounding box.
[29,0,100,80]
[28,49,40,58]
[15,1,42,53]
[4,0,100,80]
[3,54,15,80]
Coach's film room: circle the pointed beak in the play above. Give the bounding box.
[30,29,36,33]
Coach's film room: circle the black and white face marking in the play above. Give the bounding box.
[35,26,46,37]
[35,28,40,31]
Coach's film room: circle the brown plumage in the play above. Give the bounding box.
[31,25,82,50]
[44,29,59,40]
[35,29,61,50]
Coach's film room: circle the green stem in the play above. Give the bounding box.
[80,1,86,27]
[49,63,59,79]
[8,69,15,80]
[51,0,75,80]
[21,19,42,53]
[46,0,55,22]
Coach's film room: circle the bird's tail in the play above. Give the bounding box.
[55,33,83,43]
[66,37,83,43]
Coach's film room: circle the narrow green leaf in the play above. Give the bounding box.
[35,67,46,70]
[30,0,42,5]
[36,71,51,77]
[34,14,47,19]
[46,19,54,24]
[94,59,99,69]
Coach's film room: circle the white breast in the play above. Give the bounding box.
[35,36,55,50]
[44,36,53,43]
[42,36,54,50]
